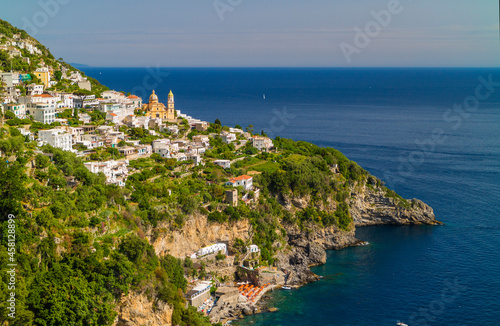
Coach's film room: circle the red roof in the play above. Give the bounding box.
[109,113,117,116]
[33,94,53,98]
[127,95,139,99]
[229,175,252,183]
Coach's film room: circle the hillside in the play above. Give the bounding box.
[0,19,440,326]
[0,19,108,99]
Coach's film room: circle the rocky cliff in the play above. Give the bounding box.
[147,181,440,288]
[149,214,252,257]
[348,183,440,226]
[271,182,440,286]
[113,292,173,326]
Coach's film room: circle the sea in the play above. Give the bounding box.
[82,67,500,326]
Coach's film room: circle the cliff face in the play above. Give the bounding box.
[276,224,358,285]
[270,183,440,286]
[348,184,440,226]
[148,183,440,288]
[113,292,173,326]
[149,214,252,257]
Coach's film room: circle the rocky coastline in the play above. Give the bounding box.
[112,178,441,325]
[207,184,442,323]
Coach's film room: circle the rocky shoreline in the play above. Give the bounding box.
[213,186,442,323]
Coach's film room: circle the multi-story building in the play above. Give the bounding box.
[252,136,273,152]
[34,67,51,88]
[83,160,129,187]
[226,175,253,191]
[214,159,231,169]
[30,104,55,124]
[26,84,44,96]
[220,132,236,144]
[38,129,73,151]
[5,103,26,119]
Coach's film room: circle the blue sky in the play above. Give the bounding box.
[2,0,499,67]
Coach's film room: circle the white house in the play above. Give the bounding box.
[84,160,129,187]
[69,127,84,144]
[252,136,273,152]
[99,103,121,114]
[26,84,44,96]
[38,129,73,151]
[247,245,260,253]
[220,132,236,144]
[5,103,26,119]
[192,135,210,147]
[197,243,227,257]
[186,153,202,166]
[31,104,55,124]
[32,94,57,106]
[214,160,231,169]
[226,175,253,191]
[78,113,91,124]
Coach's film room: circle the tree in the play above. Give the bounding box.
[35,154,50,168]
[53,70,62,81]
[4,111,15,119]
[246,124,254,134]
[214,118,221,126]
[119,234,148,263]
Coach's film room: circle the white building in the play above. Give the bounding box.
[213,160,231,169]
[226,175,253,191]
[26,84,44,96]
[57,94,74,109]
[192,135,210,147]
[84,160,129,187]
[38,129,73,151]
[69,127,84,144]
[31,104,55,124]
[186,281,212,308]
[99,103,122,114]
[220,132,237,144]
[32,94,57,106]
[186,153,202,166]
[5,103,26,119]
[78,113,91,124]
[252,136,273,152]
[197,243,227,257]
[247,245,260,253]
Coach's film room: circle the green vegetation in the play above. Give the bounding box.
[0,17,414,326]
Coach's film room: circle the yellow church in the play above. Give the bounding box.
[143,90,176,122]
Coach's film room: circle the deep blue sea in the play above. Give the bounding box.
[82,67,500,326]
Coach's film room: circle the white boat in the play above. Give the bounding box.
[282,286,291,290]
[396,321,408,326]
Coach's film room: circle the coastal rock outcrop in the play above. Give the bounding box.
[348,184,440,226]
[149,213,251,257]
[276,224,358,285]
[114,292,173,326]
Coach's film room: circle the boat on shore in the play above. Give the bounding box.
[281,286,291,290]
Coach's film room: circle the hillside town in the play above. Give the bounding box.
[0,32,274,188]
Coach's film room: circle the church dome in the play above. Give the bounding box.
[149,90,159,103]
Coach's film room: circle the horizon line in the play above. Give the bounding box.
[75,66,500,69]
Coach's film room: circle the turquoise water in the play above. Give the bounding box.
[82,67,500,325]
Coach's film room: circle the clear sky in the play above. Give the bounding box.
[1,0,499,67]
